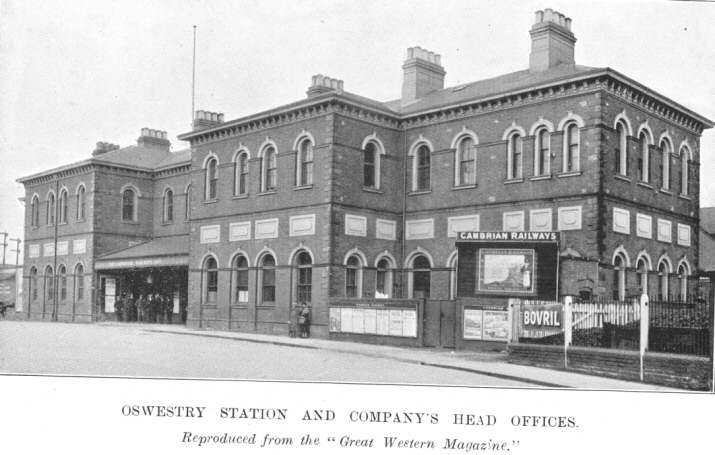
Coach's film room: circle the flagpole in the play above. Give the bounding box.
[191,25,197,126]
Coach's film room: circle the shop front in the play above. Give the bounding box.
[454,231,560,349]
[94,238,189,324]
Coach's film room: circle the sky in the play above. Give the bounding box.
[1,0,714,257]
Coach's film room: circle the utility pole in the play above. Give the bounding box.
[0,231,7,266]
[10,238,21,266]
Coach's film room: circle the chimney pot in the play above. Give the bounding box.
[529,8,576,72]
[401,45,446,103]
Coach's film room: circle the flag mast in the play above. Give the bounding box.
[191,25,197,126]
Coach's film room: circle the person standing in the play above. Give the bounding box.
[298,303,311,338]
[164,294,173,324]
[114,294,125,322]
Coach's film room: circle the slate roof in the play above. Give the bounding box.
[96,236,189,262]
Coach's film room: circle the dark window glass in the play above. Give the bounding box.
[185,185,192,220]
[298,140,313,186]
[296,252,312,304]
[363,142,376,188]
[122,189,135,221]
[30,267,38,301]
[164,189,173,223]
[75,264,84,300]
[47,193,56,225]
[536,128,550,176]
[77,187,86,220]
[59,191,68,224]
[206,159,218,199]
[345,256,360,297]
[412,255,431,299]
[376,258,390,296]
[458,137,476,185]
[416,145,431,190]
[261,255,276,303]
[234,255,249,303]
[508,134,522,179]
[617,122,628,176]
[639,133,650,182]
[565,123,579,172]
[204,257,218,304]
[236,153,248,195]
[45,266,54,301]
[31,197,40,227]
[264,147,277,191]
[58,265,67,300]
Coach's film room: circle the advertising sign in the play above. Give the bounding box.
[478,249,536,294]
[520,303,563,330]
[483,310,509,341]
[463,309,484,340]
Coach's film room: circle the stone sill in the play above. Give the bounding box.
[202,199,218,204]
[257,190,278,196]
[614,174,631,183]
[294,184,313,191]
[636,181,654,190]
[232,194,249,200]
[659,189,673,196]
[504,178,524,185]
[678,194,692,201]
[362,186,383,194]
[529,175,552,181]
[557,171,582,178]
[451,184,477,191]
[408,189,432,196]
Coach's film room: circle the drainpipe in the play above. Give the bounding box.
[52,178,59,321]
[400,127,409,298]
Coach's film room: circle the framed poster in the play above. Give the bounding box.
[402,310,417,337]
[376,310,389,335]
[388,310,403,336]
[352,308,365,334]
[483,310,509,341]
[478,249,536,294]
[463,308,484,340]
[329,307,341,332]
[363,309,377,334]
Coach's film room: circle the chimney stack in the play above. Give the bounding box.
[529,8,576,72]
[401,46,445,103]
[306,74,344,98]
[137,128,170,151]
[92,141,120,156]
[193,110,225,130]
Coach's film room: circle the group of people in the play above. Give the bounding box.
[114,292,175,324]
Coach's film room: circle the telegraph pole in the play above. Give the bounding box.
[10,238,21,266]
[1,231,7,266]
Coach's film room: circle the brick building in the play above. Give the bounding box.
[18,9,712,347]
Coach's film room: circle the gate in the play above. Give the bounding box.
[423,299,456,348]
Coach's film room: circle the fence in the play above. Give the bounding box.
[513,296,712,356]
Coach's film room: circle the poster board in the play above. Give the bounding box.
[463,307,509,341]
[329,306,417,338]
[478,249,536,294]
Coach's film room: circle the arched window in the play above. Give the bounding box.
[680,146,689,196]
[76,186,86,221]
[45,265,54,302]
[638,131,650,183]
[185,185,192,220]
[203,256,218,304]
[296,139,313,186]
[58,190,68,224]
[31,195,40,228]
[414,144,431,191]
[295,251,312,304]
[563,122,580,173]
[507,132,523,180]
[46,192,56,226]
[29,266,38,301]
[234,152,249,196]
[657,260,669,300]
[163,188,174,223]
[636,257,648,296]
[375,257,394,299]
[455,136,476,186]
[613,253,627,301]
[205,157,218,200]
[363,142,378,189]
[411,254,431,299]
[660,139,671,190]
[232,254,249,304]
[616,121,628,176]
[534,128,550,176]
[261,146,277,192]
[121,188,137,221]
[74,263,84,301]
[345,255,362,298]
[260,254,276,304]
[678,262,689,302]
[58,265,67,301]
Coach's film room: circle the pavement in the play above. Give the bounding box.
[136,323,679,391]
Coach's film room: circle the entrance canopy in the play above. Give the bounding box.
[95,237,189,270]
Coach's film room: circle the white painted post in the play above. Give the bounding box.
[564,296,573,369]
[639,293,649,382]
[507,298,518,343]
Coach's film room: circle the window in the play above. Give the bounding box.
[660,139,671,190]
[363,142,377,188]
[680,147,689,196]
[74,264,84,300]
[636,258,648,296]
[345,255,361,298]
[295,251,312,304]
[658,261,669,300]
[638,132,650,183]
[260,254,276,304]
[563,122,580,172]
[203,256,218,304]
[456,136,476,186]
[185,185,192,220]
[678,263,689,302]
[414,145,431,190]
[45,265,54,301]
[31,196,40,228]
[262,146,277,192]
[616,121,628,176]
[58,190,68,224]
[76,186,86,221]
[30,267,38,301]
[613,253,627,301]
[507,132,523,180]
[411,254,431,299]
[205,157,218,200]
[121,188,136,221]
[375,258,394,298]
[58,265,67,301]
[162,189,173,223]
[534,128,550,176]
[448,253,458,299]
[232,255,249,304]
[46,192,56,226]
[235,152,249,196]
[296,139,313,186]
